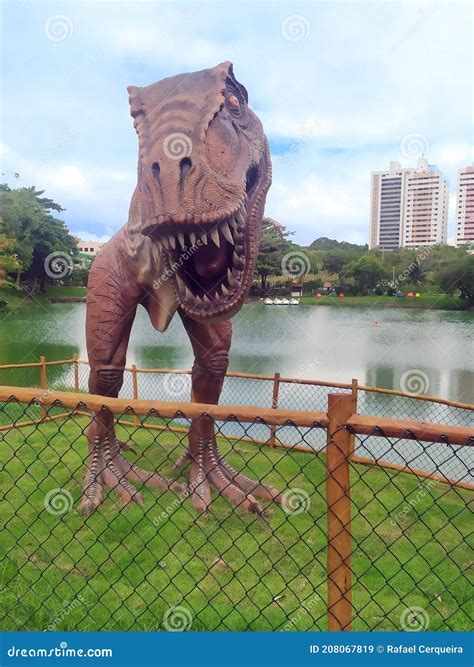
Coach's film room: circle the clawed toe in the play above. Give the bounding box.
[80,435,183,514]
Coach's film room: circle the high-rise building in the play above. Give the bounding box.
[455,165,474,246]
[369,161,407,250]
[369,160,448,250]
[402,160,448,248]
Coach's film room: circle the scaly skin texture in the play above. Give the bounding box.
[80,62,281,516]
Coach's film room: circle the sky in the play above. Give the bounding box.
[1,0,472,246]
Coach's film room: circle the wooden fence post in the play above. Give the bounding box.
[40,356,47,419]
[132,365,139,426]
[269,372,281,447]
[326,393,353,631]
[350,379,358,457]
[73,353,79,392]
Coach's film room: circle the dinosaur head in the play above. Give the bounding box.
[126,61,271,324]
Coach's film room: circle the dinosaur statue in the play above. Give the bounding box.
[80,61,281,517]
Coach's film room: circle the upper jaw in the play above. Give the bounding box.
[149,201,252,320]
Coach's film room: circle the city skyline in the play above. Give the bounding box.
[370,160,473,250]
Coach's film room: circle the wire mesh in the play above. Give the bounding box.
[0,395,472,632]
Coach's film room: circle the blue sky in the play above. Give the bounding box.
[1,0,472,245]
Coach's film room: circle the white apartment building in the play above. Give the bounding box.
[369,161,407,251]
[403,160,448,248]
[455,165,474,246]
[370,160,448,250]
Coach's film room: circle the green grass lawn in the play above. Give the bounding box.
[0,417,472,632]
[299,294,465,310]
[46,285,87,299]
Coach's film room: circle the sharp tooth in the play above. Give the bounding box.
[189,231,197,246]
[229,215,238,230]
[210,227,220,248]
[236,209,245,225]
[161,236,169,249]
[202,294,211,304]
[227,268,237,287]
[220,221,234,245]
[221,284,229,295]
[176,276,185,291]
[200,231,208,245]
[185,286,193,299]
[169,235,176,250]
[178,232,185,248]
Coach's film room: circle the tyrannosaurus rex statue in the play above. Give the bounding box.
[80,61,281,516]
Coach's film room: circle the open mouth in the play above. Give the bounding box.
[149,202,248,319]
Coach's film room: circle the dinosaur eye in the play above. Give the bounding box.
[227,93,241,114]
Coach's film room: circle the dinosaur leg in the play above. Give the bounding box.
[177,314,282,515]
[80,248,182,516]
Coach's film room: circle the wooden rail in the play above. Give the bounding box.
[0,386,328,428]
[1,356,472,411]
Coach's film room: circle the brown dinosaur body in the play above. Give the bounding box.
[81,61,281,516]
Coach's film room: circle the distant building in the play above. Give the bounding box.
[369,161,407,251]
[403,160,448,248]
[76,240,103,268]
[369,160,448,250]
[455,165,474,246]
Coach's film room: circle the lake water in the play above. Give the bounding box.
[0,300,472,484]
[0,300,472,403]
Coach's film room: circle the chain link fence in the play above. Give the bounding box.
[0,388,472,632]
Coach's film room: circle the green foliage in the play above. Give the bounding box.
[0,184,77,289]
[255,218,293,289]
[436,255,474,306]
[0,218,21,288]
[343,254,386,292]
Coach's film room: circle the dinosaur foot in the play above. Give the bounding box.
[175,439,282,516]
[80,437,184,516]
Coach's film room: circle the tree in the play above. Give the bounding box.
[254,218,292,290]
[322,251,347,276]
[437,256,474,306]
[0,218,21,287]
[24,217,78,291]
[0,184,66,284]
[0,184,77,289]
[344,254,386,293]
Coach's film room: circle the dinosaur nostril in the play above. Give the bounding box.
[151,162,160,181]
[180,157,192,180]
